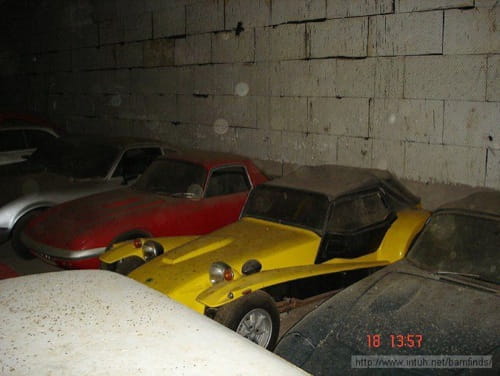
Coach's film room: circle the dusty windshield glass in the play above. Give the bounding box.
[407,213,500,284]
[28,139,119,179]
[134,159,207,196]
[242,185,328,232]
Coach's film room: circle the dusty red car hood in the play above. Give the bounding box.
[25,188,205,251]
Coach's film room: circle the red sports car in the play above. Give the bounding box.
[21,150,268,269]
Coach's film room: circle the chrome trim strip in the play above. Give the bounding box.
[21,233,106,260]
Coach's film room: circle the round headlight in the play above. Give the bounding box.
[142,240,164,261]
[209,261,234,285]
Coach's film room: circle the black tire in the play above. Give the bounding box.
[11,209,45,259]
[214,290,280,350]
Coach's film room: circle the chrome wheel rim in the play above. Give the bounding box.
[236,308,273,347]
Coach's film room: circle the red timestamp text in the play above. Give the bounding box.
[366,334,423,349]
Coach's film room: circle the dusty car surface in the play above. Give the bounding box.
[0,136,168,257]
[274,191,500,375]
[0,270,308,376]
[23,150,268,270]
[123,165,429,350]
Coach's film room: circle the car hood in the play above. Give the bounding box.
[276,262,500,373]
[130,217,321,301]
[25,188,200,250]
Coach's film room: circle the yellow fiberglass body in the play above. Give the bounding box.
[128,165,430,349]
[129,209,428,312]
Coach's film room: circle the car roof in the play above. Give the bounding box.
[265,164,419,202]
[158,149,253,169]
[0,270,307,375]
[437,191,500,217]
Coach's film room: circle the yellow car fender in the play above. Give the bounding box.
[375,209,430,262]
[197,209,429,309]
[197,261,389,309]
[99,236,200,264]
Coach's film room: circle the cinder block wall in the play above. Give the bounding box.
[0,0,499,189]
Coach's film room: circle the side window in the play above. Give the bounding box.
[0,130,27,152]
[113,148,162,178]
[205,166,251,198]
[328,192,390,233]
[24,130,57,148]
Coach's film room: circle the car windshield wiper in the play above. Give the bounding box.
[435,271,499,292]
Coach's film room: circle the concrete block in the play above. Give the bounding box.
[282,132,337,165]
[122,12,153,42]
[272,60,312,97]
[368,11,443,56]
[371,139,405,176]
[443,101,500,148]
[116,42,144,68]
[212,30,254,63]
[100,19,122,45]
[71,24,99,49]
[397,0,473,12]
[271,0,326,24]
[233,62,269,96]
[405,55,487,101]
[475,0,500,7]
[46,28,72,51]
[72,46,115,71]
[370,99,444,143]
[337,136,373,168]
[487,55,500,102]
[256,96,270,129]
[309,18,368,58]
[176,66,196,95]
[309,97,370,137]
[213,64,234,95]
[212,95,257,128]
[236,128,283,161]
[255,24,307,61]
[174,34,211,65]
[153,5,186,38]
[141,94,178,121]
[444,8,500,54]
[405,142,486,186]
[193,65,216,95]
[143,39,175,67]
[309,59,337,97]
[99,70,131,95]
[486,148,500,189]
[336,58,375,97]
[130,68,176,95]
[270,97,308,132]
[186,0,224,34]
[374,57,405,98]
[73,94,96,117]
[327,0,393,18]
[225,0,271,29]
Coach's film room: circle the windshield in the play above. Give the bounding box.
[134,159,207,196]
[242,185,328,232]
[28,139,119,179]
[407,212,500,284]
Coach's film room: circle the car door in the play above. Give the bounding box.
[315,190,396,263]
[0,129,29,165]
[110,147,163,186]
[199,165,253,231]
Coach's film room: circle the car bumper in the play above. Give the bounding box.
[21,233,105,269]
[0,228,10,243]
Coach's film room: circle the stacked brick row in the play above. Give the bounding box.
[0,0,498,187]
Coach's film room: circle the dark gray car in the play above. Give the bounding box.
[0,136,173,257]
[275,191,500,375]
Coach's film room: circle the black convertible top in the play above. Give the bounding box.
[437,191,500,217]
[265,164,420,206]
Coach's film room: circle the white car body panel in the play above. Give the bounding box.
[0,270,308,376]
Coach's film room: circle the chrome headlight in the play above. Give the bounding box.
[142,240,164,261]
[209,261,234,285]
